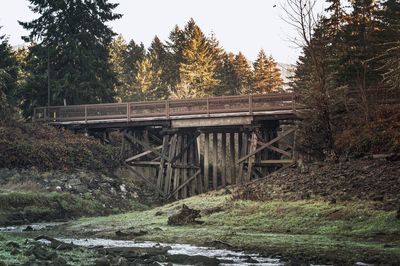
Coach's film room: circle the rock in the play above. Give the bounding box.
[23,225,34,231]
[95,257,110,266]
[167,254,219,266]
[372,195,384,201]
[55,186,62,191]
[167,204,201,225]
[243,256,258,263]
[154,211,164,216]
[120,184,127,193]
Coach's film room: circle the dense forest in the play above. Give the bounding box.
[0,0,399,159]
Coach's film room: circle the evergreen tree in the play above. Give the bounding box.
[214,52,239,96]
[109,35,129,102]
[148,36,173,87]
[233,52,253,94]
[133,53,166,101]
[253,50,283,93]
[0,31,19,119]
[375,0,400,91]
[19,0,121,109]
[165,25,185,88]
[174,24,219,98]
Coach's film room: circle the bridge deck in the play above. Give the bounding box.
[33,93,297,128]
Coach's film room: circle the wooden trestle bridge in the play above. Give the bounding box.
[33,93,299,199]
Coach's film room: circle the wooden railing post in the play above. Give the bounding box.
[206,97,210,116]
[126,102,130,121]
[44,107,47,122]
[166,100,170,119]
[85,105,88,123]
[249,95,253,115]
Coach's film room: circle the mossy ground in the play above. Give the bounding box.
[62,192,400,264]
[0,233,97,265]
[0,191,148,226]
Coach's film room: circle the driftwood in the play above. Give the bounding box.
[34,235,76,250]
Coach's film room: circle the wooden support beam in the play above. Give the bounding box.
[157,135,169,189]
[126,165,165,197]
[173,135,182,200]
[229,132,236,185]
[246,132,257,182]
[168,170,201,199]
[213,132,218,190]
[194,139,202,194]
[221,133,227,187]
[237,128,295,163]
[164,134,177,195]
[256,142,292,157]
[260,159,294,164]
[128,161,161,166]
[182,135,188,198]
[125,145,162,162]
[190,137,197,196]
[124,132,169,161]
[203,133,209,191]
[238,131,248,184]
[170,132,200,163]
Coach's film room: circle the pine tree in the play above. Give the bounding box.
[19,0,121,108]
[166,25,186,89]
[133,53,167,101]
[234,52,253,94]
[214,52,239,96]
[0,30,19,119]
[109,35,129,102]
[253,50,283,93]
[148,36,173,87]
[175,24,219,98]
[375,0,400,91]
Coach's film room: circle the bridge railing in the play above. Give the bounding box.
[33,92,295,123]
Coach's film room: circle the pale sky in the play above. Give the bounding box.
[0,0,327,64]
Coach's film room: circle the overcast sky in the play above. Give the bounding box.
[0,0,327,64]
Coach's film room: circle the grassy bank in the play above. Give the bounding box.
[0,191,148,226]
[63,192,400,264]
[0,233,97,265]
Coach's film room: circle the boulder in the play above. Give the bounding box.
[167,204,201,225]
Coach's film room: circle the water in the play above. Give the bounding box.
[0,222,64,232]
[55,238,284,266]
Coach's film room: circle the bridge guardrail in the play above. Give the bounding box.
[33,93,296,123]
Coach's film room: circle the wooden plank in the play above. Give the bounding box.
[128,161,160,166]
[124,132,169,162]
[189,136,196,196]
[221,133,227,187]
[126,165,165,197]
[168,170,201,199]
[260,159,294,164]
[173,135,182,200]
[237,128,295,163]
[229,132,236,185]
[237,131,248,184]
[125,145,163,162]
[169,132,200,163]
[246,132,257,182]
[182,134,188,198]
[256,142,292,157]
[157,135,169,189]
[164,134,177,195]
[213,132,218,190]
[204,133,209,191]
[194,138,202,194]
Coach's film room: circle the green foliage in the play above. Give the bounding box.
[173,22,220,98]
[0,29,19,121]
[0,123,120,171]
[253,49,283,93]
[18,0,121,115]
[233,52,253,94]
